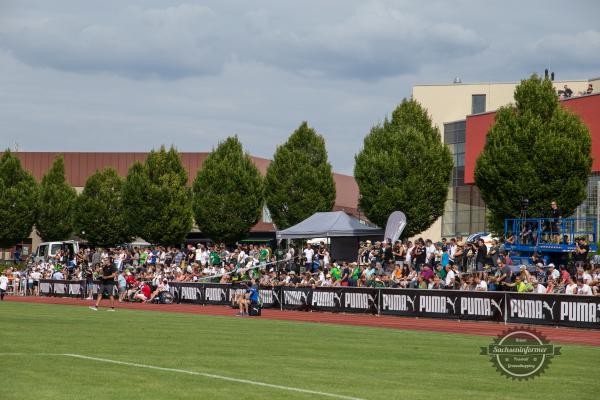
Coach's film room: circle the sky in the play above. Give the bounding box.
[1,0,598,174]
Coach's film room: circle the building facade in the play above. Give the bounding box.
[413,78,599,240]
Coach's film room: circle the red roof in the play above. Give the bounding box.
[14,152,360,216]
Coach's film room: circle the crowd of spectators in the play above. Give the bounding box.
[1,231,600,300]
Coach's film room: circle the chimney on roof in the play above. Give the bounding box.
[544,69,549,79]
[551,72,555,81]
[453,76,462,84]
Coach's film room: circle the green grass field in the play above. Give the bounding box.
[0,302,598,400]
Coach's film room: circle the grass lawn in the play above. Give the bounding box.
[0,302,598,400]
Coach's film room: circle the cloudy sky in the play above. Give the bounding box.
[1,1,598,174]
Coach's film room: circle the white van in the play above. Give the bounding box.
[34,240,80,262]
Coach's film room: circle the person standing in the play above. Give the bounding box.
[475,238,488,277]
[0,271,9,300]
[89,258,117,311]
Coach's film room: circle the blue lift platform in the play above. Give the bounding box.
[503,218,597,265]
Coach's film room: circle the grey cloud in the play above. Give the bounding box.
[532,30,600,70]
[0,2,487,81]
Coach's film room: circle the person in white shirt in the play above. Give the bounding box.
[303,244,314,270]
[445,265,456,287]
[200,249,209,267]
[576,278,593,295]
[52,269,64,280]
[531,279,546,294]
[0,271,9,300]
[547,264,560,280]
[195,244,203,263]
[565,277,578,295]
[473,275,487,291]
[425,240,436,265]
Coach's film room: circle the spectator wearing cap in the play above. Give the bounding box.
[547,264,559,280]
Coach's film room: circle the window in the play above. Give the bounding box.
[441,186,488,237]
[50,244,62,256]
[472,94,486,114]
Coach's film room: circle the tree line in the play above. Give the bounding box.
[0,123,337,247]
[0,75,592,248]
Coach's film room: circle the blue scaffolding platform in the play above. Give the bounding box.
[503,217,597,255]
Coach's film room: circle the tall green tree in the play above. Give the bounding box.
[475,75,592,233]
[0,150,39,247]
[354,99,453,237]
[36,155,78,241]
[265,122,336,229]
[123,146,193,245]
[75,168,131,247]
[192,136,264,243]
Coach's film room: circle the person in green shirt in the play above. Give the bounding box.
[330,264,341,282]
[436,264,447,280]
[258,244,268,266]
[140,250,149,266]
[349,263,362,286]
[209,246,221,266]
[504,275,533,292]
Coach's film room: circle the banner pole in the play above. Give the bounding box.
[504,293,508,325]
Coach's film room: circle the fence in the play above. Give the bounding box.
[36,280,600,330]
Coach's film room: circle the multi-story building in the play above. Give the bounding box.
[413,76,600,240]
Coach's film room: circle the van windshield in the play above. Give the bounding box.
[50,244,62,255]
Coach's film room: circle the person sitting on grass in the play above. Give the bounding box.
[236,280,259,316]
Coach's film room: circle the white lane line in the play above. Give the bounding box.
[57,353,366,400]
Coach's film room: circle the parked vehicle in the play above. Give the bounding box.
[33,240,80,262]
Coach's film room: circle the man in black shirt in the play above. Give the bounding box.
[548,200,562,243]
[574,237,589,269]
[90,258,117,311]
[475,238,488,276]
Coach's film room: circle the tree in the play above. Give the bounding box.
[475,75,592,233]
[75,168,131,246]
[0,150,39,247]
[123,146,193,245]
[192,136,264,243]
[36,155,78,241]
[265,121,336,229]
[354,99,453,237]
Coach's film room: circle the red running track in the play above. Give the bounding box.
[6,296,600,346]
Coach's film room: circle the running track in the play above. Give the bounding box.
[6,296,600,346]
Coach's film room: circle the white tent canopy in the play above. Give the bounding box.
[276,211,383,239]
